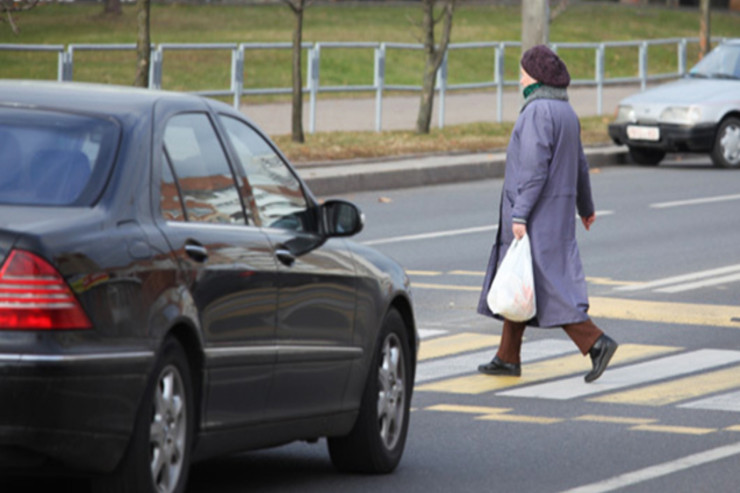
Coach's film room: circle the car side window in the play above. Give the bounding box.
[218,115,311,231]
[160,150,186,222]
[163,113,246,225]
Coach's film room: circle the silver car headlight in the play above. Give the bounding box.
[659,106,702,125]
[614,105,636,124]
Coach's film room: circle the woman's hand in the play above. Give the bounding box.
[581,213,596,231]
[512,223,527,240]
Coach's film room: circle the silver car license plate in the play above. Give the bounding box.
[627,125,660,141]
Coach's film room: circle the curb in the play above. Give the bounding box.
[299,145,630,196]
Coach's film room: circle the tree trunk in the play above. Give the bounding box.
[291,5,305,143]
[133,0,150,88]
[104,0,122,15]
[522,0,549,53]
[415,0,455,134]
[699,0,711,58]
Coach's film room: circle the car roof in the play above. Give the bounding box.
[0,80,213,119]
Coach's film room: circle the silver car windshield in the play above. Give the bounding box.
[689,43,740,80]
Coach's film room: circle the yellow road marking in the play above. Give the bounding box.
[591,366,740,406]
[416,343,680,394]
[426,404,510,414]
[630,424,716,435]
[726,425,740,432]
[589,296,740,329]
[418,332,501,361]
[448,270,485,276]
[407,270,443,276]
[427,403,562,424]
[586,277,639,287]
[477,414,564,425]
[574,415,657,425]
[413,282,481,292]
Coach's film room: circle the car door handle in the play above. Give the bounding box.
[275,248,295,267]
[185,242,208,263]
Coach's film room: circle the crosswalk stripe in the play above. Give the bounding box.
[629,424,716,435]
[589,297,740,329]
[680,389,740,413]
[499,349,740,401]
[418,332,501,361]
[574,415,656,425]
[415,339,575,384]
[416,343,679,395]
[591,365,740,406]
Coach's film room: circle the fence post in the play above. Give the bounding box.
[437,50,448,129]
[374,43,386,133]
[149,46,162,90]
[495,43,505,123]
[231,45,244,108]
[308,44,320,134]
[61,46,74,81]
[59,48,71,81]
[639,41,648,91]
[596,43,605,116]
[678,38,687,76]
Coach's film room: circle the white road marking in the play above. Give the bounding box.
[560,441,740,493]
[415,339,576,384]
[498,349,740,401]
[651,193,740,209]
[417,328,448,340]
[680,389,740,413]
[655,271,740,293]
[362,225,497,246]
[615,263,740,292]
[363,210,613,247]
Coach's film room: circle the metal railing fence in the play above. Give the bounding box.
[0,37,724,132]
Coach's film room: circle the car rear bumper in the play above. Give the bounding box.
[0,349,154,474]
[608,122,716,152]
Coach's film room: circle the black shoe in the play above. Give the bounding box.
[585,334,618,383]
[478,356,521,376]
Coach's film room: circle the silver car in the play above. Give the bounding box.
[609,39,740,168]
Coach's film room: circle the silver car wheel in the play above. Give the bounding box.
[150,365,187,493]
[377,332,406,451]
[720,123,740,166]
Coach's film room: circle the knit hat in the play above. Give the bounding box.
[520,45,571,88]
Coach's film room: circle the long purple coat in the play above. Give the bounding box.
[477,96,595,328]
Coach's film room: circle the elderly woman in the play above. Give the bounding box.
[477,45,618,383]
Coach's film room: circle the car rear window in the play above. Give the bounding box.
[0,107,119,206]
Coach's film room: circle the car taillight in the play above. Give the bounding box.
[0,249,92,330]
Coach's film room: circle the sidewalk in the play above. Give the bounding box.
[239,85,634,196]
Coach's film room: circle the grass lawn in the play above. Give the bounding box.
[1,3,737,160]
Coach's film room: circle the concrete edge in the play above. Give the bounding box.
[302,146,630,196]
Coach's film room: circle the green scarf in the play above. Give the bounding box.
[522,82,542,99]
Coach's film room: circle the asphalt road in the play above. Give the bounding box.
[5,155,740,493]
[192,155,740,493]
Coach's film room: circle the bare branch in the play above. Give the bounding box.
[1,0,39,35]
[549,0,568,23]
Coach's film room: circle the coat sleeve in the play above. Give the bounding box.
[511,104,552,223]
[576,139,595,218]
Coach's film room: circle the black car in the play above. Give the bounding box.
[0,80,417,492]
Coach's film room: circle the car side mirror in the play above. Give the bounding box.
[321,199,364,237]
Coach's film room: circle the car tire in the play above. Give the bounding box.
[327,308,412,474]
[710,117,740,169]
[91,337,194,493]
[628,146,665,166]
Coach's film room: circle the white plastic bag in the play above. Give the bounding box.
[486,234,536,322]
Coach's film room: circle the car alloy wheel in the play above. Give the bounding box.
[712,117,740,168]
[91,337,193,493]
[150,364,188,493]
[327,308,412,474]
[377,332,406,451]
